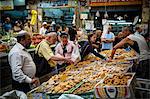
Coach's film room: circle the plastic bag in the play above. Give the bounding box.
[58,94,84,99]
[1,90,27,99]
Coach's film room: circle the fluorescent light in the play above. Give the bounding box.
[117,22,132,25]
[109,23,115,25]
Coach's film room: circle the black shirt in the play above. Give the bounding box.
[80,41,106,60]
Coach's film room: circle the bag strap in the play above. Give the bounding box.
[82,44,90,57]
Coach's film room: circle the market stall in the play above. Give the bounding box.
[27,49,138,99]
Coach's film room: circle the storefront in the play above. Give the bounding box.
[0,0,28,22]
[88,0,142,33]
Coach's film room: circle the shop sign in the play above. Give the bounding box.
[38,0,68,8]
[0,0,14,10]
[90,0,142,6]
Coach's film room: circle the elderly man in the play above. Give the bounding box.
[8,31,39,93]
[110,26,149,79]
[35,32,73,77]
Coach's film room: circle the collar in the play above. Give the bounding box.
[16,42,26,51]
[43,39,55,47]
[135,31,139,34]
[44,39,51,45]
[60,40,70,46]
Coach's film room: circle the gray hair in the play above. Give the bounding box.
[45,32,57,37]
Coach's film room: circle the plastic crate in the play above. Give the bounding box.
[135,78,150,98]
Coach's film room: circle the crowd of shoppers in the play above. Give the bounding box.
[6,18,149,93]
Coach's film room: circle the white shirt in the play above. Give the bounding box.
[55,41,80,65]
[39,27,47,35]
[134,31,141,36]
[8,43,36,83]
[127,34,149,61]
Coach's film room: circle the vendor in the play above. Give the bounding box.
[110,26,149,79]
[35,32,73,77]
[8,31,39,93]
[55,32,80,67]
[80,33,106,61]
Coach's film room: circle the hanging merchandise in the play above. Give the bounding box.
[30,10,37,25]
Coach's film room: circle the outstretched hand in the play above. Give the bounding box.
[65,58,74,64]
[106,57,113,62]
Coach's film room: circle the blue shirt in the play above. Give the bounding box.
[102,32,115,50]
[3,23,12,32]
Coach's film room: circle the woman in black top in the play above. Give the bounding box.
[80,33,106,60]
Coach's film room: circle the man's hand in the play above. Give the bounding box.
[31,78,40,87]
[65,58,74,64]
[107,57,113,62]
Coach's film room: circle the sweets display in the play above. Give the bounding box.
[100,49,137,59]
[103,74,132,86]
[28,49,136,95]
[95,73,135,99]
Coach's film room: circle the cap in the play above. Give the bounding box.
[42,22,47,25]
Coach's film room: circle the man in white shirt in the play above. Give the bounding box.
[134,25,143,36]
[8,31,39,93]
[110,26,149,79]
[39,22,47,35]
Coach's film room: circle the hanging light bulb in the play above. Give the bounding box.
[117,16,123,20]
[104,12,108,18]
[124,14,128,19]
[104,0,108,19]
[114,14,117,18]
[96,11,100,17]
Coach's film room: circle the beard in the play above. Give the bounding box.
[24,42,31,49]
